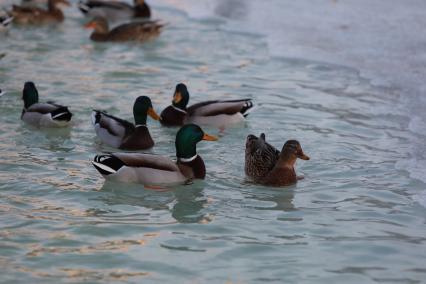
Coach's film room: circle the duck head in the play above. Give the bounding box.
[175,124,217,159]
[133,96,160,125]
[172,83,190,110]
[134,0,145,5]
[246,133,266,154]
[84,17,109,34]
[278,140,309,166]
[22,81,39,109]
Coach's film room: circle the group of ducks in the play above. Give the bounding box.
[19,80,309,187]
[3,0,310,187]
[1,0,164,42]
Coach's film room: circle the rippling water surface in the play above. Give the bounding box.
[0,1,425,283]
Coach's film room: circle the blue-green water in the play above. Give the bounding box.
[1,1,426,283]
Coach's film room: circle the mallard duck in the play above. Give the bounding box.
[91,96,160,150]
[245,135,309,186]
[10,0,70,25]
[21,81,73,127]
[92,124,218,185]
[160,83,254,127]
[84,16,163,42]
[78,0,150,22]
[0,11,13,32]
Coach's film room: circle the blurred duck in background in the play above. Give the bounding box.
[84,16,164,42]
[10,0,70,25]
[0,11,13,32]
[78,0,150,22]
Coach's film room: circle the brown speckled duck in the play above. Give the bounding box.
[78,0,151,22]
[160,83,254,128]
[245,134,309,186]
[84,16,164,42]
[91,96,160,150]
[92,124,218,185]
[11,0,70,25]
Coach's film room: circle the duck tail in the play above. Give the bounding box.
[92,154,124,176]
[240,100,254,117]
[91,109,101,125]
[0,13,13,27]
[78,0,90,14]
[51,106,73,122]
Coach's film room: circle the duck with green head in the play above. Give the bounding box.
[92,96,160,150]
[160,83,254,128]
[92,124,217,185]
[21,81,73,128]
[245,134,309,186]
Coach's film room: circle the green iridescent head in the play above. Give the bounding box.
[133,96,160,125]
[172,83,190,110]
[175,124,217,159]
[22,81,39,109]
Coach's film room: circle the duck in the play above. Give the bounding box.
[0,88,5,97]
[160,83,254,128]
[84,16,164,42]
[21,81,73,127]
[91,96,160,150]
[92,124,218,185]
[245,134,309,186]
[10,0,70,25]
[78,0,150,22]
[0,11,13,32]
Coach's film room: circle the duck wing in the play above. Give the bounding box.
[245,133,280,179]
[92,110,134,137]
[188,99,253,117]
[80,0,132,11]
[112,152,180,172]
[108,20,164,42]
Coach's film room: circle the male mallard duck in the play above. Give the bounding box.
[245,134,309,186]
[92,124,218,185]
[21,81,73,127]
[0,11,13,32]
[10,0,70,25]
[91,96,160,150]
[84,16,163,42]
[78,0,150,22]
[160,83,254,128]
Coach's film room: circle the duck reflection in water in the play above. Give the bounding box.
[98,181,210,224]
[243,185,296,212]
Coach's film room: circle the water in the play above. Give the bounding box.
[1,1,426,283]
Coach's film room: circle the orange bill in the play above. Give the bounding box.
[298,152,310,160]
[173,91,182,104]
[202,133,218,141]
[148,107,161,121]
[84,22,96,29]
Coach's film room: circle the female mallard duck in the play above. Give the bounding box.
[92,96,160,150]
[21,81,73,127]
[10,0,70,25]
[84,16,163,42]
[78,0,150,22]
[160,83,254,128]
[245,134,309,186]
[92,124,218,185]
[0,11,13,32]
